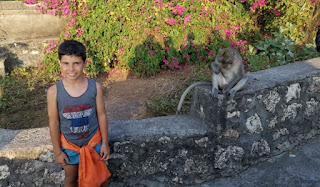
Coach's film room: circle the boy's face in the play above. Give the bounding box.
[59,55,85,80]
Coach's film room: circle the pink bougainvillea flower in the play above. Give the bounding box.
[166,17,176,25]
[182,41,188,49]
[62,4,70,15]
[118,49,124,54]
[76,28,83,38]
[24,0,37,5]
[224,29,231,37]
[71,10,77,17]
[171,5,186,15]
[183,14,192,24]
[68,19,76,26]
[258,0,267,6]
[273,7,281,17]
[64,31,69,38]
[184,33,188,41]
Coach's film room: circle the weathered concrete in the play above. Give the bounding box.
[0,58,320,186]
[0,1,67,72]
[0,1,67,42]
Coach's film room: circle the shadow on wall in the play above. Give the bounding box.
[0,44,25,76]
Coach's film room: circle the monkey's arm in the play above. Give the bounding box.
[221,75,242,94]
[228,76,248,99]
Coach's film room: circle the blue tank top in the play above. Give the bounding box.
[56,78,99,147]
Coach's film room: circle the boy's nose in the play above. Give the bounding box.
[69,64,75,70]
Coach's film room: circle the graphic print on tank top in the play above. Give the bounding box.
[62,104,92,139]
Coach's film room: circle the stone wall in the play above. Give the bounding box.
[0,58,320,186]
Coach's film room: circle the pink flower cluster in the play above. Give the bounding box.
[182,33,189,49]
[39,0,83,18]
[164,57,179,69]
[200,7,209,17]
[171,5,186,15]
[273,7,281,17]
[68,18,76,26]
[166,17,176,25]
[231,40,248,52]
[249,0,267,12]
[154,0,165,9]
[45,40,59,53]
[76,28,83,38]
[183,14,192,23]
[221,25,240,38]
[24,0,37,5]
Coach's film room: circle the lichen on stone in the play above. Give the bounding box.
[263,89,281,113]
[281,103,302,121]
[305,98,319,116]
[0,165,10,180]
[246,113,263,134]
[285,83,301,102]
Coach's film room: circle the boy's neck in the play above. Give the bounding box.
[63,75,87,87]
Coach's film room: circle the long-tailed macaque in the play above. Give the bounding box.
[177,47,247,113]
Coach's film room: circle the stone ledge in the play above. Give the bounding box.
[0,115,211,160]
[1,58,320,186]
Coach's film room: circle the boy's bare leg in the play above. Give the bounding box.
[101,180,109,187]
[63,164,78,187]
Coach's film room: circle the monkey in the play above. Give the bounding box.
[177,47,247,113]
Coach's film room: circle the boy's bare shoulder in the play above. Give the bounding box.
[95,81,102,90]
[47,84,57,97]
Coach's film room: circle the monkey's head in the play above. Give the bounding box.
[216,47,236,69]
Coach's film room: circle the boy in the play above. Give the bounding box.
[47,40,111,187]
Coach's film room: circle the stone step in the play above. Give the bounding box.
[0,1,67,42]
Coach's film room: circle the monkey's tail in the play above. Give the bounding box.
[177,81,211,113]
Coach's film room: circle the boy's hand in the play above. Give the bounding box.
[100,144,110,161]
[55,152,70,166]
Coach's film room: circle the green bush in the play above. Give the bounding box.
[38,0,320,78]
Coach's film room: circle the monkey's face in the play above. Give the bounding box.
[216,58,233,69]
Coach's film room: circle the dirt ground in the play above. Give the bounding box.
[99,68,191,121]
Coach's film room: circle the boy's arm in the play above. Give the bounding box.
[47,85,69,165]
[95,82,110,160]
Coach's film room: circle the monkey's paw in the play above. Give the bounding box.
[229,91,236,100]
[212,88,220,97]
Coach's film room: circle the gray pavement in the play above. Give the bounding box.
[194,135,320,187]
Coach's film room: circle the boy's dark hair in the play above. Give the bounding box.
[58,40,87,62]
